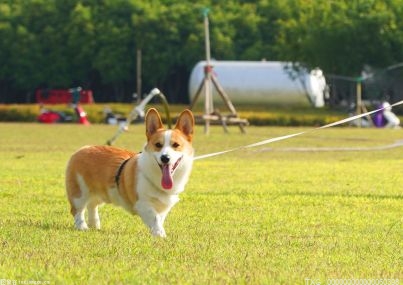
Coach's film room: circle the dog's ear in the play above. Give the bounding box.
[145,108,164,140]
[175,109,194,142]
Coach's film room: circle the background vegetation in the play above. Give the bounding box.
[0,103,349,126]
[1,0,403,103]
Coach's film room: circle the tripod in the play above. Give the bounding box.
[189,8,248,134]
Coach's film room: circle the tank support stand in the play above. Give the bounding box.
[189,8,248,134]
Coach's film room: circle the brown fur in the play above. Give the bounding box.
[65,146,137,215]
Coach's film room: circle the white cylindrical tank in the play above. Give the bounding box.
[189,61,326,107]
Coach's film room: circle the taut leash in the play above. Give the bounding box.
[193,100,403,161]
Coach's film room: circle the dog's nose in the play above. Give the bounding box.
[160,154,170,164]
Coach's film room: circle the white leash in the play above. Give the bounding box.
[256,140,403,153]
[193,100,403,161]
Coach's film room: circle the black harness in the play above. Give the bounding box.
[114,157,132,188]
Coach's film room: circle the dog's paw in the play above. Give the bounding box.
[151,227,166,238]
[88,220,101,230]
[75,221,89,231]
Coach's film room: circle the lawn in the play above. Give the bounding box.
[0,121,402,284]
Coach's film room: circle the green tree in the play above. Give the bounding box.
[1,0,403,103]
[273,0,403,75]
[65,2,96,85]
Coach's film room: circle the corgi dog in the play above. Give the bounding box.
[65,108,194,237]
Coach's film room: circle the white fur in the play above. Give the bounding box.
[73,174,90,230]
[108,187,133,214]
[133,131,193,237]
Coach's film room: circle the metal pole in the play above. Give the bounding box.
[356,78,362,128]
[136,49,142,103]
[203,8,212,134]
[203,8,211,65]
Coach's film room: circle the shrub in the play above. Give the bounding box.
[1,103,395,126]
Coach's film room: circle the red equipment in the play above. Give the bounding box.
[35,89,94,104]
[74,105,90,125]
[37,111,63,123]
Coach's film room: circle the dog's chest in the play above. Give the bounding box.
[149,197,171,213]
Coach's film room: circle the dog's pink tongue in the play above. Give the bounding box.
[161,164,173,190]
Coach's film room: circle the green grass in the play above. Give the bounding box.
[0,122,402,284]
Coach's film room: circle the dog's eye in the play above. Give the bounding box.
[155,142,163,148]
[172,142,180,148]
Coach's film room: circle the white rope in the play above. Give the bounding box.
[256,140,403,153]
[193,100,403,161]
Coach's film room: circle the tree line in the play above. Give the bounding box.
[1,0,403,103]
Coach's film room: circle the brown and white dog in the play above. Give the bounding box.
[65,108,194,237]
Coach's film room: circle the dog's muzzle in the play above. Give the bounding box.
[159,155,182,190]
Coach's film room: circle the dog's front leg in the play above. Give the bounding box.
[135,201,166,237]
[152,215,166,238]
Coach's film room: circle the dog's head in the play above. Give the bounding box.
[143,108,194,191]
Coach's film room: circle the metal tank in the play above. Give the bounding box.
[188,61,326,107]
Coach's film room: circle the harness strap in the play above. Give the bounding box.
[115,157,132,188]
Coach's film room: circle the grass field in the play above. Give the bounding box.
[0,121,402,284]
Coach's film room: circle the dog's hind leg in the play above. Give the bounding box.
[67,174,90,230]
[87,199,101,230]
[70,191,89,230]
[73,205,88,231]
